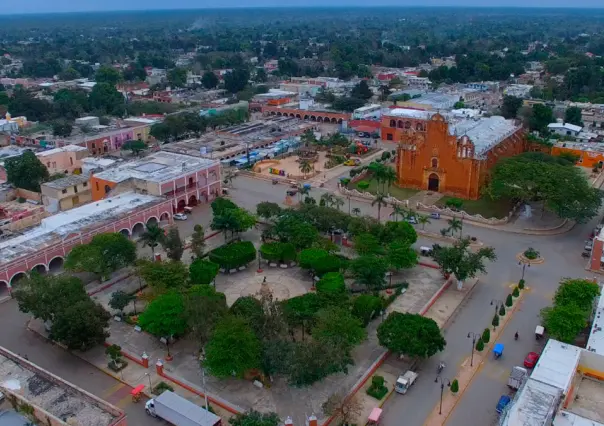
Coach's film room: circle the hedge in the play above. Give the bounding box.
[260,242,297,263]
[316,272,346,295]
[189,259,220,285]
[209,241,256,269]
[299,248,328,269]
[352,294,382,326]
[312,255,342,276]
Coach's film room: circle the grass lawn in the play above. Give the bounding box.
[436,196,513,219]
[353,177,419,200]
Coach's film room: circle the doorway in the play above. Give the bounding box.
[428,173,440,192]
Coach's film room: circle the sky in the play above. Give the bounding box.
[4,0,604,15]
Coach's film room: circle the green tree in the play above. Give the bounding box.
[447,218,463,238]
[377,312,446,359]
[553,278,601,313]
[475,338,484,352]
[4,150,49,192]
[211,207,256,240]
[162,226,184,261]
[121,140,147,156]
[58,67,81,81]
[353,233,382,255]
[481,328,490,344]
[273,216,319,249]
[189,259,219,285]
[65,233,136,280]
[352,294,382,326]
[505,294,513,307]
[14,274,87,322]
[381,221,418,245]
[52,120,73,137]
[312,306,367,349]
[541,304,587,343]
[255,68,268,83]
[432,238,496,289]
[454,101,465,109]
[50,299,110,351]
[530,104,554,133]
[95,66,122,85]
[564,106,583,127]
[202,71,219,89]
[224,68,250,94]
[205,316,261,378]
[230,296,265,337]
[492,313,499,328]
[351,80,372,100]
[349,255,388,290]
[229,410,280,426]
[183,285,228,344]
[138,291,187,355]
[501,96,523,119]
[167,67,188,87]
[190,224,206,259]
[316,272,346,295]
[332,96,366,112]
[89,82,125,116]
[417,214,431,230]
[499,304,506,316]
[136,259,189,293]
[450,379,459,393]
[387,241,418,271]
[283,293,321,338]
[109,290,135,315]
[140,223,165,257]
[256,202,282,220]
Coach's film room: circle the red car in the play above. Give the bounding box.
[524,352,540,368]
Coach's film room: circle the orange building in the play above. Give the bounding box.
[552,142,604,169]
[384,109,525,200]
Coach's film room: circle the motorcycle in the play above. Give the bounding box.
[437,361,445,374]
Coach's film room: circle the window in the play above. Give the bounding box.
[47,162,50,167]
[69,157,73,166]
[432,158,438,168]
[386,133,393,141]
[62,189,67,194]
[91,143,95,148]
[189,177,194,185]
[83,182,88,187]
[74,186,78,193]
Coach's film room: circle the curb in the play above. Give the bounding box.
[441,279,480,332]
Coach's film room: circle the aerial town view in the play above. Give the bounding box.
[1,3,604,426]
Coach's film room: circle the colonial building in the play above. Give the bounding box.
[384,109,525,200]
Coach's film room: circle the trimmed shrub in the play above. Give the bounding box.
[312,255,342,276]
[366,375,388,400]
[450,379,459,393]
[316,272,346,295]
[513,287,520,297]
[357,181,370,190]
[518,279,525,289]
[153,381,174,395]
[352,294,383,326]
[371,375,385,388]
[476,338,484,352]
[189,259,219,285]
[492,313,499,328]
[209,241,256,269]
[260,242,297,263]
[481,328,490,344]
[299,248,328,270]
[499,304,506,316]
[505,294,513,307]
[445,198,463,210]
[523,247,540,260]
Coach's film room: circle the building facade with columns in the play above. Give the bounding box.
[383,109,525,200]
[89,151,221,211]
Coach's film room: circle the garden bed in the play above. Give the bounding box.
[435,196,513,219]
[353,177,419,200]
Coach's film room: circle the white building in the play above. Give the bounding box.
[352,104,382,120]
[547,122,583,137]
[504,84,534,99]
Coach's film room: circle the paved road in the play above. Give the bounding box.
[0,301,163,426]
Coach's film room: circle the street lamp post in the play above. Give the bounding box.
[434,377,451,415]
[467,332,481,367]
[519,261,530,280]
[145,372,152,390]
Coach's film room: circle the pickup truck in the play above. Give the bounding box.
[395,371,418,394]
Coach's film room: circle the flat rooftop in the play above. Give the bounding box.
[0,347,123,426]
[42,174,89,190]
[36,144,87,157]
[0,192,163,265]
[555,410,604,426]
[588,294,604,354]
[564,376,604,424]
[531,339,582,394]
[555,141,604,153]
[386,108,436,120]
[92,151,217,184]
[501,378,562,426]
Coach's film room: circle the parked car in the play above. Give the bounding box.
[496,395,511,414]
[585,240,594,251]
[430,212,441,219]
[406,216,418,225]
[524,351,540,368]
[173,213,188,221]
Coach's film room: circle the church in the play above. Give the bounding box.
[381,109,526,200]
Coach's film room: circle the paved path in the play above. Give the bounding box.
[0,301,162,426]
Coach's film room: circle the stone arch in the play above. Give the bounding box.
[317,116,323,122]
[48,256,64,273]
[188,195,198,206]
[404,121,411,129]
[10,272,27,287]
[270,111,276,116]
[146,216,158,227]
[290,113,295,118]
[331,117,337,124]
[277,112,282,116]
[119,228,130,238]
[0,281,8,297]
[390,119,396,127]
[397,120,404,128]
[428,173,440,192]
[296,114,301,119]
[132,222,145,237]
[177,199,187,211]
[338,118,343,124]
[31,264,47,275]
[310,116,316,121]
[160,212,170,222]
[304,115,309,120]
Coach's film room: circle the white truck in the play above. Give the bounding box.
[145,391,222,426]
[395,371,418,394]
[508,366,528,390]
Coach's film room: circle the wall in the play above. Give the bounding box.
[578,350,604,381]
[552,145,604,169]
[37,150,86,175]
[91,176,119,201]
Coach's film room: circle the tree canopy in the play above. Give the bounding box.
[432,238,496,288]
[377,312,446,359]
[4,150,49,192]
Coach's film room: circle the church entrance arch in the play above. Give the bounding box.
[428,173,440,192]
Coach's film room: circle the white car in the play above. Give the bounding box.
[405,216,418,225]
[173,213,188,221]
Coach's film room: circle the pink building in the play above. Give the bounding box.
[0,192,172,295]
[36,144,89,175]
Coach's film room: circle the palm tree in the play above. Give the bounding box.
[333,196,345,211]
[372,193,388,222]
[140,224,164,258]
[320,193,334,207]
[382,167,397,193]
[418,214,431,230]
[390,204,407,221]
[447,218,463,238]
[299,160,313,178]
[352,207,361,216]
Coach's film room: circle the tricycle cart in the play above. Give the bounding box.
[367,407,382,426]
[535,325,545,340]
[493,343,504,359]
